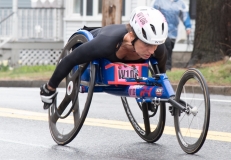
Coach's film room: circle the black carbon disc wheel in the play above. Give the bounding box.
[48,33,96,145]
[122,97,166,143]
[121,62,166,143]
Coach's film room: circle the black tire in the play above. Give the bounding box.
[121,63,166,143]
[174,68,210,154]
[122,98,166,143]
[48,34,96,145]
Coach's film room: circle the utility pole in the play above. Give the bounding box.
[102,0,122,26]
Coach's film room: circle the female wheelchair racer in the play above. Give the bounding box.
[40,6,168,106]
[39,6,210,154]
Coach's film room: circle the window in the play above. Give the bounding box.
[98,0,126,16]
[73,0,83,15]
[73,0,125,17]
[98,0,102,14]
[86,0,93,16]
[73,0,93,16]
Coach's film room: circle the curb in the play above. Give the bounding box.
[171,85,231,96]
[0,80,66,88]
[0,80,230,96]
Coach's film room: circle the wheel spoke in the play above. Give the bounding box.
[185,116,195,137]
[197,100,204,110]
[142,102,151,135]
[50,95,71,123]
[179,112,186,122]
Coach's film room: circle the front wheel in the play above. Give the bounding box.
[174,68,210,154]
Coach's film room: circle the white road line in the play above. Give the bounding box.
[0,138,50,149]
[0,88,231,103]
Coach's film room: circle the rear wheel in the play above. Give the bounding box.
[121,62,166,143]
[122,98,166,143]
[48,34,96,145]
[174,68,210,154]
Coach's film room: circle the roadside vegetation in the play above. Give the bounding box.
[0,60,230,86]
[167,60,231,86]
[0,65,55,80]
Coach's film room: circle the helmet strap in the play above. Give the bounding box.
[131,37,138,51]
[130,27,138,51]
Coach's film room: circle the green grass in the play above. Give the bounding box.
[166,61,231,86]
[0,61,230,86]
[0,65,56,80]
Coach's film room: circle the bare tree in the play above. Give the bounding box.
[102,0,122,26]
[187,0,231,67]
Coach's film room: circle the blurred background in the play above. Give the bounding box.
[0,0,195,68]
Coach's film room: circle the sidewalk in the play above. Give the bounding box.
[0,80,230,96]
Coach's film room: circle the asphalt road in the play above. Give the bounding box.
[0,88,230,160]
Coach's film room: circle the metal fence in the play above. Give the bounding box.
[0,7,64,41]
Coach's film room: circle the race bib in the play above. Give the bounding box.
[116,65,138,82]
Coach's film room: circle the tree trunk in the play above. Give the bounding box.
[187,0,231,67]
[102,0,122,26]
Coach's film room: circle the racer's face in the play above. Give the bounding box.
[134,39,158,59]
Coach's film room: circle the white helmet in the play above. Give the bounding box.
[129,6,168,45]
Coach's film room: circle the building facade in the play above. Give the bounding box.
[0,0,194,67]
[0,0,64,66]
[63,0,154,44]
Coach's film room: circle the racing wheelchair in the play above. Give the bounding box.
[48,29,210,154]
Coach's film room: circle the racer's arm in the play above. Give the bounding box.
[48,34,115,88]
[49,24,127,88]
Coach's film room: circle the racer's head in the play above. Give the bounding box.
[128,6,168,59]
